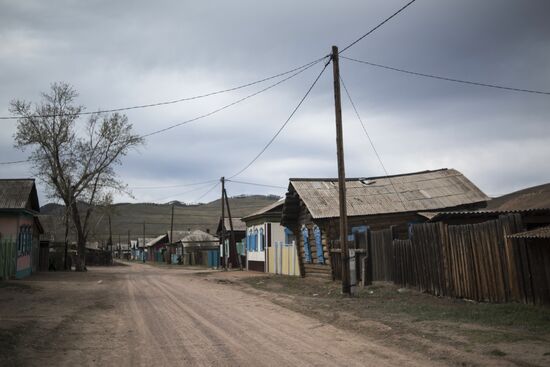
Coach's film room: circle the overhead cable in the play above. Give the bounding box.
[0,58,324,166]
[228,57,331,179]
[226,179,287,189]
[138,58,324,138]
[130,179,219,190]
[339,74,408,210]
[193,181,220,203]
[0,57,328,120]
[341,56,550,96]
[339,0,418,54]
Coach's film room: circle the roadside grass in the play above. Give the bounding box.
[241,275,550,341]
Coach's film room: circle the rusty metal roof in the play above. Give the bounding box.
[289,169,488,219]
[0,179,39,212]
[507,226,550,239]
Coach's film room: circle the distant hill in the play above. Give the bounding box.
[39,194,280,244]
[486,183,550,211]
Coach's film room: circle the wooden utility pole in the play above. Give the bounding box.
[221,177,227,270]
[108,214,113,255]
[169,204,174,264]
[224,188,242,270]
[332,45,351,295]
[142,221,146,262]
[127,229,130,260]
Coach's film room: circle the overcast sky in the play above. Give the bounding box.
[1,0,549,205]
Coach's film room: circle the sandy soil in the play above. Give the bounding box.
[1,262,441,367]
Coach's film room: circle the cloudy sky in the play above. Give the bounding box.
[1,0,549,205]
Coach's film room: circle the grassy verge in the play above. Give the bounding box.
[240,274,550,364]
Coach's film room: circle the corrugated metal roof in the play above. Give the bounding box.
[421,208,550,221]
[0,179,39,211]
[242,199,284,221]
[290,169,489,219]
[180,230,218,243]
[145,234,168,247]
[507,226,550,239]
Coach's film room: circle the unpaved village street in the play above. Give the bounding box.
[1,262,437,367]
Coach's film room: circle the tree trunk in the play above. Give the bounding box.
[70,200,87,272]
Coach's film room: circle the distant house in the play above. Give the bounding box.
[242,200,299,275]
[281,169,489,278]
[0,179,44,279]
[170,230,219,267]
[135,237,155,261]
[145,234,169,262]
[216,217,246,268]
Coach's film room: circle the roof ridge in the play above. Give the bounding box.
[289,168,450,182]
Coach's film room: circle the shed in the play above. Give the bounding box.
[281,168,489,278]
[170,230,219,266]
[0,179,44,279]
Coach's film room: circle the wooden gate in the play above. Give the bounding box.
[1,237,17,280]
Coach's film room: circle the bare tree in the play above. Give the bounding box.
[11,82,144,271]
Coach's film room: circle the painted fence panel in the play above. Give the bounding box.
[267,242,300,276]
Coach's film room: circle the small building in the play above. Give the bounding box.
[281,168,489,278]
[0,179,44,279]
[171,230,220,267]
[216,217,246,268]
[242,200,299,275]
[145,234,169,262]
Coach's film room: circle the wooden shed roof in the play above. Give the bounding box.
[0,179,40,212]
[242,199,284,222]
[217,217,247,233]
[145,234,168,248]
[288,169,488,219]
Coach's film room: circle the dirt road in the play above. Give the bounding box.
[1,262,440,366]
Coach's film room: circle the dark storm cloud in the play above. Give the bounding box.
[1,0,549,204]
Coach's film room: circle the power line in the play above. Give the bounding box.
[130,179,219,190]
[0,158,33,165]
[152,181,221,202]
[341,56,550,96]
[228,58,331,179]
[0,57,328,121]
[226,179,287,189]
[339,74,408,211]
[141,58,323,138]
[339,0,418,54]
[0,58,324,166]
[193,181,220,203]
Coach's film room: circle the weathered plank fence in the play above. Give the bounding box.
[369,214,550,304]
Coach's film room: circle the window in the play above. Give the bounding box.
[284,227,295,245]
[313,225,324,264]
[253,229,258,252]
[259,228,265,252]
[17,225,32,256]
[301,226,312,263]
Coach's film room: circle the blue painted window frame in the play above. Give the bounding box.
[313,225,324,264]
[301,226,312,263]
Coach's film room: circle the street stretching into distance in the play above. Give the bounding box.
[1,263,437,367]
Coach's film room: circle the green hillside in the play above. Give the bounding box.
[39,194,280,245]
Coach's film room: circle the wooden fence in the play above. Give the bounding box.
[0,238,17,280]
[369,214,550,304]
